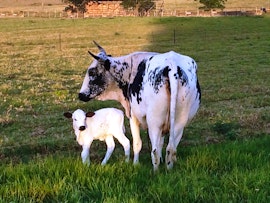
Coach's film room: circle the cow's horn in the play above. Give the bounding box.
[93,41,106,54]
[88,51,100,60]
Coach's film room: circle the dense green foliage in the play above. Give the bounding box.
[195,0,227,10]
[0,16,270,202]
[63,0,92,13]
[63,0,155,16]
[121,0,155,16]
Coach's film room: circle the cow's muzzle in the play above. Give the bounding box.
[79,126,86,131]
[78,93,91,102]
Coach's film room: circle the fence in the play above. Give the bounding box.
[154,7,266,17]
[0,10,69,18]
[0,7,267,18]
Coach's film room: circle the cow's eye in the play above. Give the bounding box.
[88,69,96,76]
[89,72,94,76]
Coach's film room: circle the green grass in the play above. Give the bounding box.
[0,16,270,202]
[1,137,270,202]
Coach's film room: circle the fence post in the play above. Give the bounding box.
[173,29,176,45]
[59,33,62,52]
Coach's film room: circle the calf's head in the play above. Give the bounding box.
[64,109,95,133]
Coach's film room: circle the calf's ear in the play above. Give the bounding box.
[86,112,95,117]
[63,112,72,118]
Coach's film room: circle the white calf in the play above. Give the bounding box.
[64,108,130,165]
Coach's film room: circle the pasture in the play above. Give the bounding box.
[0,16,270,202]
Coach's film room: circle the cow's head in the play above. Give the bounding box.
[78,41,113,102]
[78,41,131,117]
[78,60,110,102]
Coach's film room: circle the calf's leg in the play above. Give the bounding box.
[81,145,90,165]
[114,133,130,163]
[101,136,115,165]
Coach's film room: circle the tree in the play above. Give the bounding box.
[121,0,155,16]
[62,0,92,13]
[63,0,155,16]
[194,0,227,10]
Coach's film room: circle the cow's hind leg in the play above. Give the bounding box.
[102,136,115,165]
[160,136,165,163]
[166,127,184,170]
[130,116,142,164]
[148,128,163,171]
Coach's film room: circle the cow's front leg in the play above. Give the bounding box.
[81,145,90,165]
[130,116,141,164]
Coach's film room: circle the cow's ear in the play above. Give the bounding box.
[86,112,95,117]
[64,112,72,118]
[104,59,111,71]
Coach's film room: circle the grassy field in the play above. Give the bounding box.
[0,16,270,202]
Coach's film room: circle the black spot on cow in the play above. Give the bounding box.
[196,79,201,103]
[104,59,111,71]
[93,74,106,87]
[88,68,97,77]
[122,62,129,70]
[163,66,171,77]
[128,60,146,104]
[118,81,129,100]
[148,66,170,93]
[86,68,108,97]
[174,66,188,86]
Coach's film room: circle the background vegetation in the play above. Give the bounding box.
[0,15,270,202]
[0,0,269,13]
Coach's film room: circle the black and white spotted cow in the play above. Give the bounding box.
[79,42,201,171]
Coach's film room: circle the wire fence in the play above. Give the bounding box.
[0,7,267,18]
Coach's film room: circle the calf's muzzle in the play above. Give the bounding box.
[79,126,86,131]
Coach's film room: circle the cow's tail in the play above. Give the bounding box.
[168,65,178,147]
[166,63,179,169]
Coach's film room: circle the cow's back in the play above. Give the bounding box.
[129,51,200,131]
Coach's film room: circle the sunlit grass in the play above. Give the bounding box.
[1,137,270,202]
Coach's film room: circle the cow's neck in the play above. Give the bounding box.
[97,81,131,118]
[108,56,132,84]
[107,53,148,84]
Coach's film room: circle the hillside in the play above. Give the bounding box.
[0,0,66,12]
